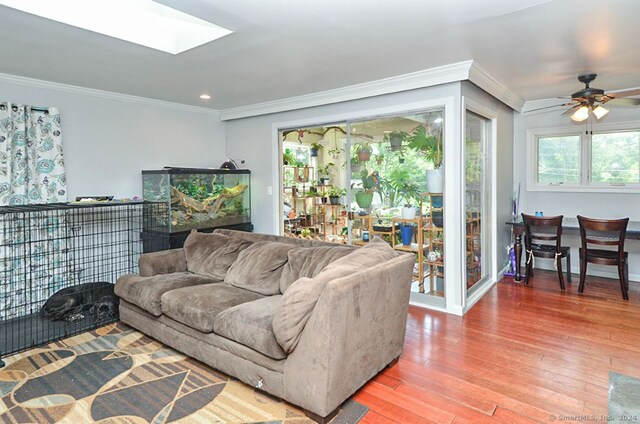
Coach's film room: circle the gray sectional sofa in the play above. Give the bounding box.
[114,229,414,422]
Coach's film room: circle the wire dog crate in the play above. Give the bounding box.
[0,201,167,366]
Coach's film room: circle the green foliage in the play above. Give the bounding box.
[175,177,224,202]
[318,162,335,176]
[283,149,296,166]
[353,143,372,154]
[407,124,443,168]
[591,132,640,184]
[380,169,419,206]
[359,169,378,194]
[326,186,347,197]
[310,142,323,151]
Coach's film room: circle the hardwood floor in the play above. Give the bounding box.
[354,271,640,423]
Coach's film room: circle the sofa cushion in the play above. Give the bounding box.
[213,296,286,360]
[272,238,398,353]
[280,245,355,293]
[225,241,296,295]
[161,283,264,333]
[183,230,252,280]
[115,272,220,316]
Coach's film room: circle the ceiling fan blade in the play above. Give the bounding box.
[561,104,581,116]
[525,102,575,113]
[605,88,640,98]
[605,98,640,107]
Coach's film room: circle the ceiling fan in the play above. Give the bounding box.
[528,74,640,122]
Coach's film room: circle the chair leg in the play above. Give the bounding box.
[556,256,565,291]
[625,261,629,290]
[566,252,572,283]
[524,259,532,285]
[578,257,587,294]
[618,263,629,301]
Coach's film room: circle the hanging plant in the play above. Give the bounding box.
[354,143,372,162]
[310,143,323,157]
[387,131,407,152]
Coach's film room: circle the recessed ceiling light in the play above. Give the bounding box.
[0,0,233,54]
[199,94,212,100]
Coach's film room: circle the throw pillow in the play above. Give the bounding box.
[279,245,355,293]
[225,241,297,295]
[272,237,397,353]
[183,230,252,280]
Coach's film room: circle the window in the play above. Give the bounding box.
[528,124,640,191]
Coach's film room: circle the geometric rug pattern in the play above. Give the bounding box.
[0,322,367,423]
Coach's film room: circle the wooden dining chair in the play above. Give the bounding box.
[521,214,571,290]
[577,215,630,300]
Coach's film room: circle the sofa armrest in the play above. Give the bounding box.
[283,253,414,417]
[139,248,187,277]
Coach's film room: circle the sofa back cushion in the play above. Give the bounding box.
[272,238,397,353]
[183,231,252,280]
[215,229,352,248]
[280,246,355,293]
[225,241,296,295]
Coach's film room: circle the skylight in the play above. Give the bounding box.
[0,0,233,54]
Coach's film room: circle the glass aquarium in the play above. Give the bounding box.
[142,168,251,234]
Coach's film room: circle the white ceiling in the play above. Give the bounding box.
[1,0,639,110]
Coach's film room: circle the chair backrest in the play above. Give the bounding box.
[577,215,629,255]
[521,213,563,252]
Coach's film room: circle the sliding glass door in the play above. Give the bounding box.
[465,110,492,291]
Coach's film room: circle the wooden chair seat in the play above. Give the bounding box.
[531,244,571,259]
[578,215,629,300]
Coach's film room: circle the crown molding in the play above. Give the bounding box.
[221,60,524,120]
[220,61,475,121]
[467,63,524,112]
[0,72,221,117]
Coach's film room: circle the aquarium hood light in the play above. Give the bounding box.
[0,0,233,54]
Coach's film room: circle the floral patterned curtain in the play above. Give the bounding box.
[0,103,71,320]
[0,102,67,205]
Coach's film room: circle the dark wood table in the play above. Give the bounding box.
[505,218,640,282]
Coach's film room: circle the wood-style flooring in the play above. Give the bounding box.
[354,271,640,423]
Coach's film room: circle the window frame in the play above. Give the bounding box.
[527,120,640,193]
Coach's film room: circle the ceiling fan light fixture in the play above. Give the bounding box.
[592,105,609,120]
[570,106,590,122]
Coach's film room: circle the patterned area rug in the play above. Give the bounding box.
[0,322,368,423]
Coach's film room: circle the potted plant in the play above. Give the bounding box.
[326,186,346,205]
[317,162,334,185]
[353,143,372,162]
[353,169,379,209]
[408,122,443,193]
[328,145,343,159]
[374,153,384,166]
[310,142,323,157]
[402,202,417,219]
[387,131,407,151]
[400,223,414,246]
[283,149,296,166]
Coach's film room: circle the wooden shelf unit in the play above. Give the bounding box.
[391,193,445,296]
[283,166,346,240]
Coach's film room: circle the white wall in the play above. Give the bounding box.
[514,106,640,281]
[0,77,225,199]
